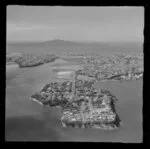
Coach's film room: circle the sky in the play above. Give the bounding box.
[7,6,144,43]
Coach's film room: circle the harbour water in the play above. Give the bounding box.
[5,60,143,142]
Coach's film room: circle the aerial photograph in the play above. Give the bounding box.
[6,6,143,142]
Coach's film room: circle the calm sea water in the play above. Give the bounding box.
[6,42,143,55]
[6,42,143,142]
[5,60,143,142]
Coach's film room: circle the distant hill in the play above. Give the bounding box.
[43,39,82,46]
[7,39,143,54]
[7,39,85,46]
[7,39,143,47]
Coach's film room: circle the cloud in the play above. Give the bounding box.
[7,22,49,32]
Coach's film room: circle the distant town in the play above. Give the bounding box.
[78,53,143,81]
[6,52,143,81]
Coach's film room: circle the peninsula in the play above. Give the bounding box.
[31,74,121,129]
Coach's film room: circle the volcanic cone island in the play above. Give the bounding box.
[31,72,121,130]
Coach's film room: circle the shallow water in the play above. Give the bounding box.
[5,61,143,142]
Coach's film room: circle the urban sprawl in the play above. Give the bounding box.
[7,52,143,129]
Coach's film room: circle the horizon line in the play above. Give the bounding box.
[7,39,143,44]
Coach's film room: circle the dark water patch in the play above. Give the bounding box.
[59,125,124,142]
[94,80,143,142]
[7,42,142,55]
[5,116,61,141]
